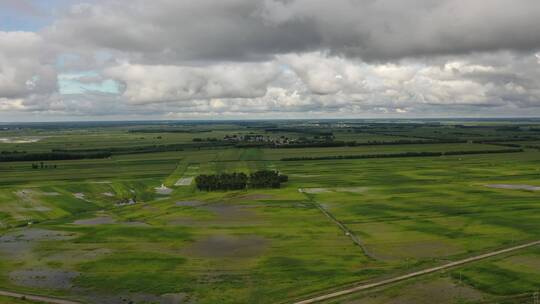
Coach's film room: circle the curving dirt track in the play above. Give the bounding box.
[0,290,82,304]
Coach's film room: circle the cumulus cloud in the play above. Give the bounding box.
[0,31,60,114]
[281,53,368,95]
[104,62,281,104]
[281,51,540,109]
[1,0,540,120]
[0,31,58,98]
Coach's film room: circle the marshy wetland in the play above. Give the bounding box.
[0,120,539,303]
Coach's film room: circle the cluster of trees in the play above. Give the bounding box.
[249,170,288,188]
[195,170,289,191]
[195,172,248,191]
[282,149,523,161]
[0,151,111,162]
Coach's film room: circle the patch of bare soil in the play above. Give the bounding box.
[17,206,51,212]
[15,189,36,200]
[334,187,369,193]
[168,218,197,226]
[175,201,205,207]
[85,292,194,304]
[299,187,368,194]
[121,221,149,227]
[73,216,116,225]
[9,269,79,290]
[44,248,112,263]
[183,235,268,258]
[299,188,330,194]
[169,203,262,227]
[14,189,54,212]
[499,255,540,272]
[73,193,90,201]
[347,277,485,304]
[143,205,159,211]
[238,194,274,200]
[291,174,322,178]
[175,177,194,186]
[203,204,258,223]
[15,189,60,200]
[486,184,540,191]
[42,192,60,196]
[155,184,173,195]
[0,137,42,144]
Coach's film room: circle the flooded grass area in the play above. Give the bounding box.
[0,122,539,303]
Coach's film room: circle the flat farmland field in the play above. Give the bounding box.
[0,120,539,304]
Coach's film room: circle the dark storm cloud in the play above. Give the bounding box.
[46,0,540,63]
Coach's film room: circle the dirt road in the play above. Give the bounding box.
[0,290,82,304]
[312,201,375,259]
[293,239,540,304]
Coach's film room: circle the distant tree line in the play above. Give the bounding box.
[281,149,523,161]
[128,129,210,133]
[231,138,467,149]
[476,142,523,148]
[195,170,288,191]
[264,128,334,136]
[525,145,540,151]
[51,141,235,155]
[193,137,219,142]
[0,150,26,155]
[473,138,537,144]
[455,125,524,131]
[274,139,466,149]
[0,151,111,162]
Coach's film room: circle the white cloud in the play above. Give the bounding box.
[2,1,540,120]
[280,52,368,95]
[0,31,58,99]
[104,62,281,104]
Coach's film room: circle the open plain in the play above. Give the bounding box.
[0,120,539,303]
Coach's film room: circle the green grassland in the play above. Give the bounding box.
[0,120,539,303]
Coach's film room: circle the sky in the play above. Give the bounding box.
[0,0,540,121]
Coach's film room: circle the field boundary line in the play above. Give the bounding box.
[300,190,375,260]
[292,239,540,304]
[312,202,376,260]
[0,290,83,304]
